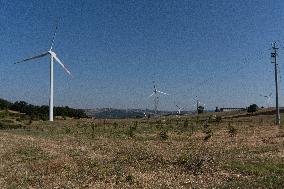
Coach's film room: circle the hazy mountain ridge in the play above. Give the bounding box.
[84,108,194,119]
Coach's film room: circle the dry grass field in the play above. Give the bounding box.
[0,110,284,188]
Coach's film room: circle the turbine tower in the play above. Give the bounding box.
[15,25,72,122]
[149,81,169,114]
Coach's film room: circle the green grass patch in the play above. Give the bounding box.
[224,158,284,188]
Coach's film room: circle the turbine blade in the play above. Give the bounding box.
[157,90,169,95]
[53,54,72,76]
[148,92,155,98]
[50,19,59,50]
[14,52,49,64]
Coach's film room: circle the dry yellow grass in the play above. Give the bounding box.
[0,110,284,188]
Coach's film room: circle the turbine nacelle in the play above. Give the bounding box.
[15,49,72,77]
[48,50,55,55]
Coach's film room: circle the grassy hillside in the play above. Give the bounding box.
[0,110,283,188]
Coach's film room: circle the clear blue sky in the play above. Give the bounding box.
[1,0,284,111]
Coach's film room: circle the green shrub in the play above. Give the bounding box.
[64,127,71,134]
[125,174,134,185]
[228,123,237,137]
[203,127,213,141]
[127,122,138,138]
[133,121,138,130]
[216,116,222,123]
[156,120,162,124]
[176,119,180,126]
[0,122,23,130]
[91,124,96,138]
[28,118,32,125]
[159,130,168,140]
[203,122,210,129]
[189,123,195,134]
[177,153,204,174]
[0,110,9,118]
[113,122,118,129]
[183,119,189,128]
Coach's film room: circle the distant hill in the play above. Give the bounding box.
[84,108,194,119]
[85,108,145,119]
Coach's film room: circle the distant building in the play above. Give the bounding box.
[220,108,246,112]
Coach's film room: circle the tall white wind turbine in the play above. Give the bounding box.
[15,25,72,121]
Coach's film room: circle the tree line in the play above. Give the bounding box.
[0,98,87,120]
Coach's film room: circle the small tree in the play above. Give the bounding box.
[91,124,96,138]
[215,107,220,112]
[183,119,189,128]
[159,130,168,140]
[247,104,258,113]
[197,106,204,114]
[0,98,12,110]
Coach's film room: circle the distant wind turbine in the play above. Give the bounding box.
[143,112,147,118]
[148,81,169,114]
[15,24,72,122]
[176,105,183,115]
[194,96,206,113]
[260,93,272,108]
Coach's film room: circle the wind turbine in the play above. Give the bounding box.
[143,111,147,118]
[260,93,272,108]
[176,105,183,115]
[194,96,206,114]
[148,81,169,114]
[15,25,72,122]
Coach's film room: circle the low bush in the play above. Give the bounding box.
[159,130,169,140]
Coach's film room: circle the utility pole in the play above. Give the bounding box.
[271,42,280,126]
